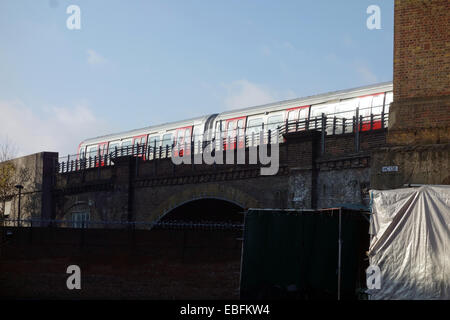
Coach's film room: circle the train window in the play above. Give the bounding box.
[79,147,86,159]
[162,133,173,148]
[109,142,120,155]
[193,127,202,152]
[177,130,185,145]
[137,136,147,145]
[268,115,283,132]
[237,119,245,138]
[87,146,97,159]
[247,118,263,135]
[384,92,393,113]
[122,140,132,155]
[226,121,234,138]
[299,107,309,119]
[359,96,373,117]
[288,110,298,122]
[214,122,220,139]
[310,103,336,119]
[149,136,161,148]
[336,99,357,117]
[372,94,385,115]
[193,127,201,142]
[185,128,191,143]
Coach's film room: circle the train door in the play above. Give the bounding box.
[358,95,374,131]
[98,142,108,167]
[236,118,246,149]
[334,98,358,134]
[286,106,309,132]
[368,93,385,130]
[76,143,84,161]
[246,117,263,146]
[224,116,246,150]
[132,134,148,158]
[174,126,192,157]
[148,135,161,159]
[108,141,120,157]
[192,126,202,154]
[161,133,174,157]
[267,114,283,143]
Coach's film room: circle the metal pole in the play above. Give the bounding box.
[338,207,342,300]
[355,108,360,152]
[321,113,326,155]
[16,186,23,227]
[18,188,21,227]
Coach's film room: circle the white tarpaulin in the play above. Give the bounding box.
[368,185,450,300]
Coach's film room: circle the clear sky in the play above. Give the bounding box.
[0,0,394,156]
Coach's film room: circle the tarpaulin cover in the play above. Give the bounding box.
[368,185,450,300]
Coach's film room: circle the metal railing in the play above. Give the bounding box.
[0,218,244,231]
[58,111,389,173]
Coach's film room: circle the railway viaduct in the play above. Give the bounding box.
[48,127,387,226]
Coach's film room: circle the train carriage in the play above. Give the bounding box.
[75,81,393,168]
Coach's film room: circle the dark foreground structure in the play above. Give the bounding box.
[240,208,369,300]
[0,207,369,300]
[0,223,243,299]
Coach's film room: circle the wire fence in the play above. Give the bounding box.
[58,111,389,173]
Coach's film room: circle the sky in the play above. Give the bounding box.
[0,0,394,156]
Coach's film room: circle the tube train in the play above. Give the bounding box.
[77,82,393,160]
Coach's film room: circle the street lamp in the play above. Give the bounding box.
[15,184,24,227]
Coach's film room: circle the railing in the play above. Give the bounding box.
[0,218,244,231]
[58,111,389,173]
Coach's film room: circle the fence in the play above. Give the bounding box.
[58,111,389,173]
[0,218,244,231]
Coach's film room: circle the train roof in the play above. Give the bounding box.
[80,81,393,147]
[214,81,393,120]
[80,114,216,146]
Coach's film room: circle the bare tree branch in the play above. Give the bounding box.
[0,136,18,162]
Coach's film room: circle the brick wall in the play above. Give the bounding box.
[388,0,450,145]
[394,0,450,100]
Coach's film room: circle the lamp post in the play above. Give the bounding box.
[15,184,23,227]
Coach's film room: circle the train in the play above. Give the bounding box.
[77,81,393,160]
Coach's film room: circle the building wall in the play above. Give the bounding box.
[372,0,450,189]
[0,152,58,222]
[393,0,450,100]
[388,0,450,146]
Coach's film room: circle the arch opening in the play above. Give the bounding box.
[155,198,245,299]
[160,198,244,224]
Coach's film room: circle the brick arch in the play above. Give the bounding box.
[150,183,259,222]
[57,198,91,220]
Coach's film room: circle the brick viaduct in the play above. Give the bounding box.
[51,129,388,226]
